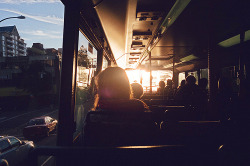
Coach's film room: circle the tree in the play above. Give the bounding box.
[78,45,90,67]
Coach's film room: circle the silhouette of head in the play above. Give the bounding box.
[186,75,196,85]
[180,80,186,87]
[131,82,143,99]
[95,67,131,101]
[159,81,165,88]
[166,79,173,87]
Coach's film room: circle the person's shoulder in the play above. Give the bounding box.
[129,99,150,111]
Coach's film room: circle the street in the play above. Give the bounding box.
[0,107,58,165]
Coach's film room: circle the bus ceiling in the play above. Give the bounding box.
[61,0,250,71]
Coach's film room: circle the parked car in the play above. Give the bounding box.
[0,136,34,166]
[23,116,58,139]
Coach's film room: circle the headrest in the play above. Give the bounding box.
[98,99,147,112]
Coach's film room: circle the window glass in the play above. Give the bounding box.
[178,72,185,86]
[8,137,20,146]
[0,140,10,152]
[200,68,209,89]
[73,32,97,139]
[102,57,108,70]
[0,2,63,148]
[28,119,45,125]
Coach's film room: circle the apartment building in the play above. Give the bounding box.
[0,25,27,57]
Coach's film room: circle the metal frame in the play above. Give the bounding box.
[57,3,80,146]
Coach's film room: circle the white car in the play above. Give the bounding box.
[0,136,34,166]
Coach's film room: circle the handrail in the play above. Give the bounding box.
[29,144,221,166]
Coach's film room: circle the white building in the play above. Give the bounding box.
[0,25,27,57]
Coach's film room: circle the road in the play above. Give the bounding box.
[0,107,58,166]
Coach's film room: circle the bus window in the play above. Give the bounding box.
[74,32,97,140]
[102,56,108,70]
[178,72,185,86]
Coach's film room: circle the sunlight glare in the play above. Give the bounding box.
[125,69,173,93]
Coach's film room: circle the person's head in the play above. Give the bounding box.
[159,81,165,88]
[94,67,131,104]
[166,79,173,86]
[185,75,196,85]
[199,78,208,89]
[180,80,186,87]
[131,82,143,99]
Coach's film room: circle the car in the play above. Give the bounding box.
[23,116,58,139]
[0,136,34,166]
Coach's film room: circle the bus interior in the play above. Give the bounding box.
[30,0,250,165]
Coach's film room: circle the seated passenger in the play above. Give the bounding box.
[175,75,202,106]
[131,82,144,99]
[157,81,165,95]
[93,67,149,112]
[177,80,186,91]
[164,79,174,100]
[84,67,155,146]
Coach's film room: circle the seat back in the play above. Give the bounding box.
[83,99,159,146]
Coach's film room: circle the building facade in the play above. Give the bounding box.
[0,26,27,57]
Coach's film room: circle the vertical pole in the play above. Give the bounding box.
[149,51,152,95]
[172,54,175,86]
[239,31,245,97]
[207,1,219,119]
[57,3,80,146]
[197,69,201,85]
[96,49,103,75]
[208,42,217,103]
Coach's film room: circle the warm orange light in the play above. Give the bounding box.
[125,69,141,83]
[125,69,173,92]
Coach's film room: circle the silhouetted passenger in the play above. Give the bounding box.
[84,67,154,146]
[93,67,149,111]
[131,82,143,99]
[175,75,202,105]
[177,80,185,92]
[157,81,165,95]
[180,79,186,87]
[164,79,174,100]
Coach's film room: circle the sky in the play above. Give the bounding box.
[0,0,64,49]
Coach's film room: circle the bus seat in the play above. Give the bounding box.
[160,121,222,147]
[83,99,159,146]
[97,99,147,112]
